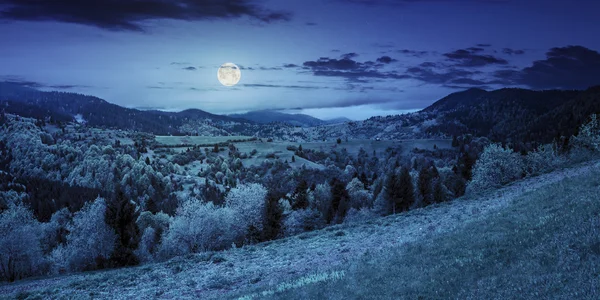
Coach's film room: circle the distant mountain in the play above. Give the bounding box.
[229,109,349,127]
[324,117,352,124]
[0,82,249,135]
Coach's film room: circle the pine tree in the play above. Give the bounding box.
[327,178,349,223]
[418,165,433,206]
[432,179,445,203]
[262,190,282,241]
[397,166,415,212]
[291,155,296,163]
[105,188,140,267]
[292,180,309,210]
[145,157,151,165]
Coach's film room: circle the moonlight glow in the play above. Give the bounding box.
[217,62,241,86]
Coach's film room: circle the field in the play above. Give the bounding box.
[155,135,254,146]
[152,138,453,170]
[2,160,598,299]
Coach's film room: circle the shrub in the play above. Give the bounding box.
[467,143,523,194]
[523,144,564,176]
[51,197,116,273]
[159,200,240,258]
[282,208,325,237]
[570,114,600,160]
[0,203,46,282]
[225,183,267,232]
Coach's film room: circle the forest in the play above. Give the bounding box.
[1,107,599,283]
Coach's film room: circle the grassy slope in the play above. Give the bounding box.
[244,164,600,300]
[2,161,599,300]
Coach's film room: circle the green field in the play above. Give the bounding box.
[154,135,254,146]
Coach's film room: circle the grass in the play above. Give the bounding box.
[155,135,253,146]
[245,169,600,299]
[3,161,599,300]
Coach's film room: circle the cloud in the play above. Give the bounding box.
[476,43,492,47]
[331,49,341,53]
[493,45,600,90]
[283,63,299,68]
[341,52,359,59]
[376,56,397,64]
[170,62,191,66]
[396,49,430,57]
[443,48,508,67]
[1,76,92,89]
[259,66,283,71]
[305,22,317,26]
[502,48,525,55]
[405,66,479,84]
[242,83,324,90]
[182,66,197,71]
[466,47,485,53]
[338,0,509,6]
[0,0,291,32]
[302,56,411,81]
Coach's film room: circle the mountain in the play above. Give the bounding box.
[324,117,352,124]
[229,109,349,127]
[419,85,600,147]
[0,82,249,135]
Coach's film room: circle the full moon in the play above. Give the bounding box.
[217,62,241,86]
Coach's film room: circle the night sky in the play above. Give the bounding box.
[1,0,600,120]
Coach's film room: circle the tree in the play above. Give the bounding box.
[291,180,309,210]
[336,138,342,144]
[145,157,151,165]
[298,144,303,152]
[328,178,349,224]
[105,189,140,267]
[291,155,296,163]
[417,165,433,206]
[51,198,116,273]
[225,183,268,238]
[384,167,414,215]
[467,143,523,193]
[0,203,45,281]
[432,179,445,203]
[262,190,282,241]
[159,200,239,257]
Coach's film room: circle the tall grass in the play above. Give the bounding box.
[246,169,600,299]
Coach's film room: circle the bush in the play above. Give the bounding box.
[0,203,46,282]
[570,114,600,161]
[467,143,523,194]
[51,197,116,273]
[523,144,564,176]
[159,200,241,258]
[225,183,267,232]
[282,208,325,237]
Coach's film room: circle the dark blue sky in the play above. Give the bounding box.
[1,0,600,120]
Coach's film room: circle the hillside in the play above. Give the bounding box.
[4,82,600,146]
[420,85,600,147]
[229,110,350,127]
[2,160,598,299]
[0,82,249,136]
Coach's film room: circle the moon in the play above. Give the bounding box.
[217,62,241,86]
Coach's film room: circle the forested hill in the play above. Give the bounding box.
[0,82,250,135]
[420,85,600,147]
[229,110,350,127]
